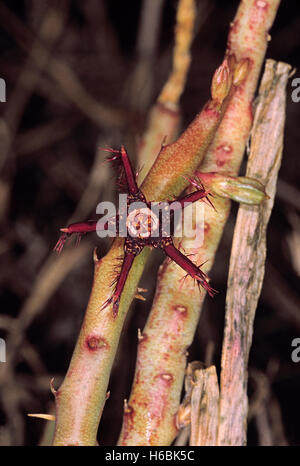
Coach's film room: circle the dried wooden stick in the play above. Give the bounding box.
[177,362,220,446]
[189,364,219,446]
[217,59,292,446]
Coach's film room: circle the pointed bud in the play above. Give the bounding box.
[198,172,268,205]
[226,53,237,74]
[233,58,250,86]
[211,59,232,103]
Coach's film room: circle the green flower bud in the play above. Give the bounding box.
[197,173,268,205]
[211,59,233,103]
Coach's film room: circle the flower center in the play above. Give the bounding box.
[126,207,159,238]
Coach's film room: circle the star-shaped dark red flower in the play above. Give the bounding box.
[54,147,216,315]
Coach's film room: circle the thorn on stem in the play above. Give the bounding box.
[50,377,57,397]
[124,399,133,414]
[28,413,56,421]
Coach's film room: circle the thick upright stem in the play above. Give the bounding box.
[53,42,233,447]
[118,0,281,446]
[53,240,148,446]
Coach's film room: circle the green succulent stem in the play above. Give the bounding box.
[117,0,281,447]
[52,5,236,446]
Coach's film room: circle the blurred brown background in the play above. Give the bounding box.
[0,0,299,446]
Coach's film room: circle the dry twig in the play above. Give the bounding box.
[217,59,292,445]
